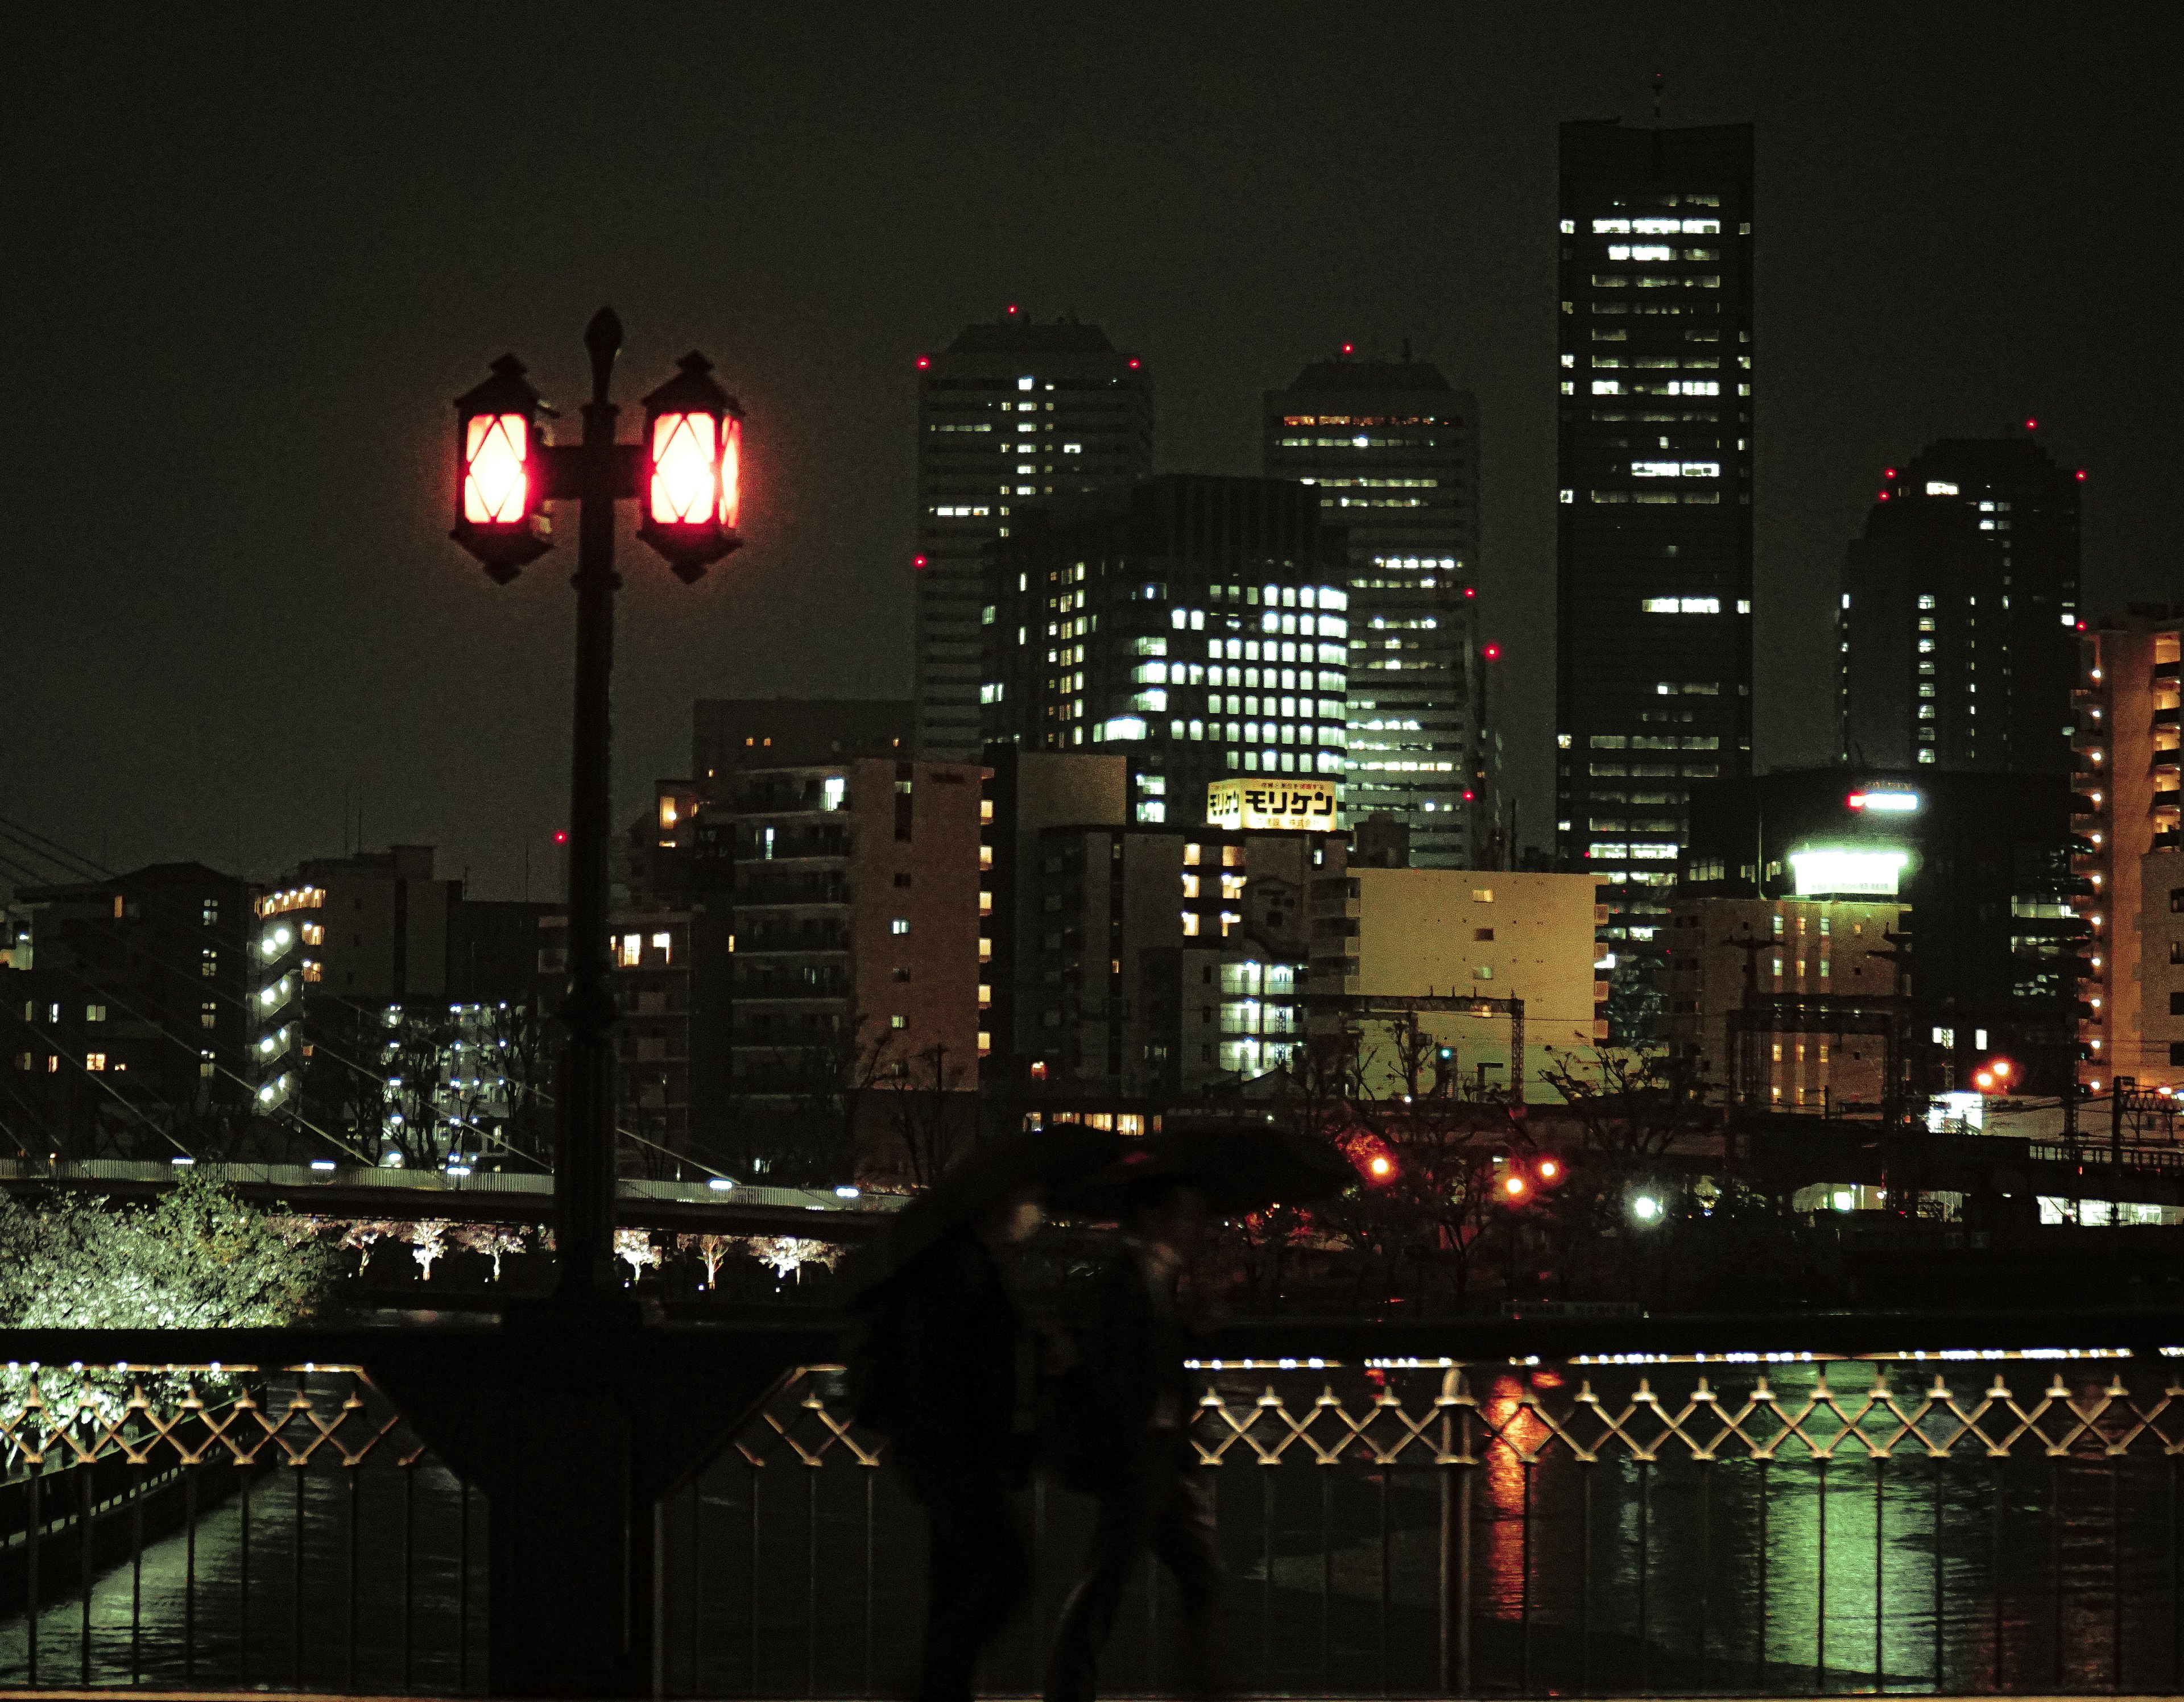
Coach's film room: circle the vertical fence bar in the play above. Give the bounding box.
[26,1469,39,1689]
[1931,1457,1945,1693]
[1457,1403,1472,1697]
[2051,1459,2064,1692]
[2172,1456,2181,1692]
[1519,1459,1533,1696]
[184,1467,197,1684]
[1991,1460,2005,1692]
[130,1463,143,1689]
[78,1459,93,1686]
[1378,1468,1391,1697]
[1757,1459,1771,1692]
[805,1467,818,1700]
[1814,1461,1827,1693]
[652,1498,667,1702]
[1437,1457,1450,1694]
[291,1459,304,1690]
[1637,1460,1651,1695]
[1873,1459,1884,1695]
[1580,1463,1593,1699]
[747,1461,760,1700]
[861,1469,875,1702]
[2112,1457,2124,1695]
[1320,1471,1333,1696]
[239,1461,252,1687]
[1260,1471,1274,1688]
[348,1467,361,1692]
[1697,1461,1711,1689]
[401,1464,414,1695]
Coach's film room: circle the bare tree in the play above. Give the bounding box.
[887,1040,973,1188]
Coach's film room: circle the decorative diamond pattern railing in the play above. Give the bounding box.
[723,1353,2184,1473]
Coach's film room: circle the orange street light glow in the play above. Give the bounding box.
[1502,1175,1528,1198]
[1367,1154,1393,1178]
[1537,1158,1561,1181]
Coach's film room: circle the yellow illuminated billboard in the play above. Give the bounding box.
[1206,778,1340,833]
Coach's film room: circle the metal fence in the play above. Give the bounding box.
[5,1339,2183,1696]
[668,1351,2184,1697]
[0,1367,483,1692]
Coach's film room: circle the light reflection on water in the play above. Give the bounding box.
[6,1360,2178,1697]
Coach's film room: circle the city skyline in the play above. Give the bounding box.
[5,9,2172,900]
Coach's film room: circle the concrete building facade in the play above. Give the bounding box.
[1661,895,1908,1110]
[1308,869,1607,1100]
[2075,607,2184,1091]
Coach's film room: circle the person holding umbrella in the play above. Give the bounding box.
[1043,1123,1356,1702]
[845,1128,1122,1702]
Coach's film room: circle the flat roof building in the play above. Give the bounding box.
[1557,118,1755,953]
[1263,354,1490,867]
[1841,431,2081,774]
[983,474,1352,830]
[914,312,1152,761]
[2074,606,2183,1091]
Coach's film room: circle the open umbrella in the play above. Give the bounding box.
[844,1126,1126,1299]
[1052,1122,1358,1220]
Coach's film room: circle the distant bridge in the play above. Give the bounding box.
[0,1157,902,1241]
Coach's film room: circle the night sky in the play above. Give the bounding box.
[9,5,2174,900]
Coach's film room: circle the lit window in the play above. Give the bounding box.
[890,1014,908,1030]
[85,1052,107,1071]
[891,918,911,935]
[1182,912,1201,937]
[1925,481,1958,496]
[85,1004,106,1022]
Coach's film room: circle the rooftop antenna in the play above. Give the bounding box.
[1653,71,1664,124]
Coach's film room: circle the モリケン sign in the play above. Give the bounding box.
[1206,777,1340,832]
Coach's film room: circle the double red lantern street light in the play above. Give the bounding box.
[450,309,746,1306]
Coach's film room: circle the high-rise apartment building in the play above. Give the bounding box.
[2074,606,2183,1091]
[1556,119,1755,947]
[1840,431,2082,773]
[1262,356,1488,867]
[982,475,1352,827]
[913,310,1153,760]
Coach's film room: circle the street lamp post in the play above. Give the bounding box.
[453,307,742,1305]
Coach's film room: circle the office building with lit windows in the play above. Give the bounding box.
[913,312,1153,761]
[1262,355,1488,867]
[2073,606,2183,1091]
[1840,430,2082,774]
[1556,119,1755,950]
[981,475,1352,828]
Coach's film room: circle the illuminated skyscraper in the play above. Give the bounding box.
[912,310,1152,761]
[1262,355,1488,867]
[1556,119,1755,949]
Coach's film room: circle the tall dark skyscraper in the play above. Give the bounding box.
[1261,355,1487,867]
[912,310,1153,761]
[1556,119,1755,949]
[1839,430,2082,775]
[982,475,1351,827]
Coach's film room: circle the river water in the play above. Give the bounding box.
[5,1361,2178,1696]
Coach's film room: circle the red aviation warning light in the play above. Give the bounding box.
[552,830,569,846]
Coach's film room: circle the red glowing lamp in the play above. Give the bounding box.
[915,355,931,370]
[552,830,569,846]
[450,355,553,582]
[913,553,929,570]
[1536,1157,1562,1183]
[1502,1174,1528,1200]
[638,353,746,583]
[1367,1153,1393,1179]
[1482,643,1501,660]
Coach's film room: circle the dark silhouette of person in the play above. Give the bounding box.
[869,1185,1045,1702]
[1044,1179,1225,1702]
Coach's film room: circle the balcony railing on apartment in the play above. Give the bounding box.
[4,1315,2183,1697]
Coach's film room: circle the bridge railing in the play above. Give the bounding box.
[3,1315,2182,1697]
